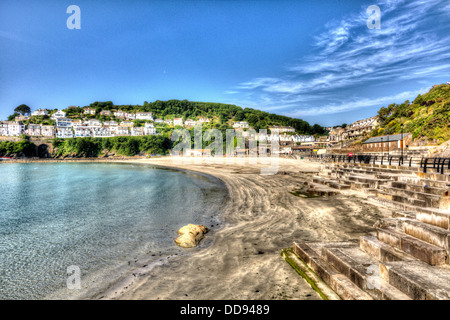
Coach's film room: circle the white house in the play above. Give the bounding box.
[164,119,173,125]
[51,110,66,120]
[92,127,112,138]
[31,109,49,117]
[7,121,25,136]
[269,126,295,134]
[85,119,102,127]
[103,120,118,126]
[292,135,315,144]
[100,110,111,116]
[56,127,73,139]
[154,119,164,124]
[41,125,55,137]
[125,112,136,120]
[184,119,196,126]
[56,118,73,127]
[113,110,126,119]
[74,127,92,138]
[198,118,210,124]
[0,122,9,136]
[120,121,134,127]
[71,120,83,128]
[83,108,96,115]
[173,118,183,126]
[114,126,129,136]
[26,124,41,136]
[131,127,145,136]
[233,121,249,129]
[135,112,153,121]
[144,122,156,135]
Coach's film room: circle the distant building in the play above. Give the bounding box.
[83,108,96,115]
[103,120,118,126]
[233,121,249,129]
[26,124,41,136]
[15,115,29,122]
[135,112,153,121]
[31,109,49,117]
[154,119,164,124]
[113,110,126,119]
[100,110,111,116]
[164,119,173,125]
[198,118,210,124]
[51,110,66,120]
[292,135,315,144]
[56,127,73,139]
[144,122,156,135]
[74,127,92,138]
[184,119,196,127]
[269,126,295,134]
[41,125,55,137]
[173,118,183,126]
[362,133,412,152]
[6,121,25,136]
[346,116,378,139]
[120,121,134,127]
[125,112,136,120]
[56,118,73,128]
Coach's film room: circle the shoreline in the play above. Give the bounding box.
[2,156,393,300]
[104,157,392,300]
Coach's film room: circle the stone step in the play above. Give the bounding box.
[396,176,450,189]
[377,227,448,265]
[375,190,428,208]
[392,211,417,219]
[360,235,416,263]
[380,185,442,208]
[312,177,351,190]
[380,260,450,300]
[391,181,450,197]
[337,178,370,190]
[293,242,373,300]
[397,218,450,251]
[321,245,411,300]
[416,210,450,230]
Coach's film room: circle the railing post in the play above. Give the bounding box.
[423,158,428,173]
[409,157,412,167]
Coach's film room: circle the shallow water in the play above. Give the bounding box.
[0,162,227,299]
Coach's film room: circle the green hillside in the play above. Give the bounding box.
[374,84,450,144]
[71,100,325,135]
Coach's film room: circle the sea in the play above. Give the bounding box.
[0,162,227,299]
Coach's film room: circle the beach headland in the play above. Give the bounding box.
[102,156,393,300]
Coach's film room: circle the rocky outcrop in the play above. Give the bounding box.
[174,224,209,248]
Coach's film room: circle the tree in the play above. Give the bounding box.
[14,104,31,116]
[8,112,19,121]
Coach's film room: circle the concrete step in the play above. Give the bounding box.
[375,190,428,208]
[293,242,373,300]
[397,218,450,251]
[416,210,450,230]
[312,177,351,190]
[392,211,417,219]
[321,245,411,300]
[380,185,442,208]
[396,176,450,189]
[360,235,416,263]
[380,260,450,299]
[377,227,448,265]
[391,181,450,197]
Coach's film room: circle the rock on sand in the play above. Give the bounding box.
[175,224,209,248]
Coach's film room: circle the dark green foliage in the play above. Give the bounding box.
[53,136,172,157]
[0,138,36,157]
[14,104,31,116]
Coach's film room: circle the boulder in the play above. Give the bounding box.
[174,224,209,248]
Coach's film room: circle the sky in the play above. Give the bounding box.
[1,0,450,126]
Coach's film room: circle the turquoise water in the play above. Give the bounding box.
[0,163,227,299]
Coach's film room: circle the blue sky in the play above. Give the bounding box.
[1,0,450,126]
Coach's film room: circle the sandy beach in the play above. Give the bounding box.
[94,156,392,300]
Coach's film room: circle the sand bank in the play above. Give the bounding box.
[103,157,392,300]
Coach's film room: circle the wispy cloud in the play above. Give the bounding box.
[229,0,450,122]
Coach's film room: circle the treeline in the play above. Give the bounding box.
[0,138,36,157]
[53,136,172,157]
[84,100,325,134]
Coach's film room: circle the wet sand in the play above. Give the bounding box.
[105,157,392,300]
